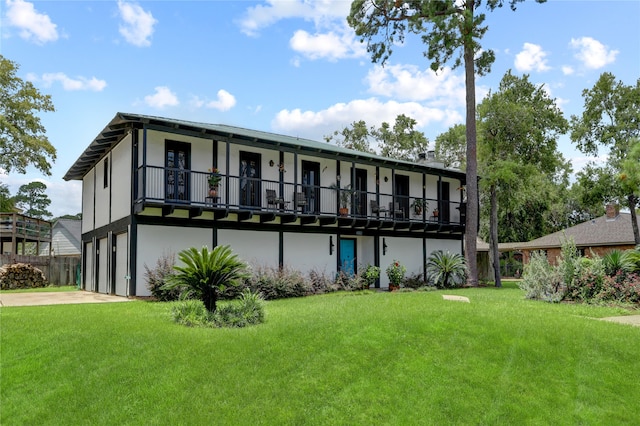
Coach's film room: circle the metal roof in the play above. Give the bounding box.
[64,112,467,181]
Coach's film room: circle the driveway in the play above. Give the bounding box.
[0,291,131,307]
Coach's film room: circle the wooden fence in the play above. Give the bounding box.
[0,255,81,286]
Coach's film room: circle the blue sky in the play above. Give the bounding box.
[1,0,638,217]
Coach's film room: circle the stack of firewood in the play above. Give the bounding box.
[0,263,48,290]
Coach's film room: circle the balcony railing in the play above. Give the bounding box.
[135,166,465,226]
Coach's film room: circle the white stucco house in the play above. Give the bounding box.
[64,113,467,296]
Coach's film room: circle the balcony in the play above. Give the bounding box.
[134,166,465,232]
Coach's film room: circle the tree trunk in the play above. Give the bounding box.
[490,184,502,288]
[463,10,478,287]
[628,194,640,245]
[202,288,218,313]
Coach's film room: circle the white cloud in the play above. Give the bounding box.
[289,28,365,61]
[271,98,462,143]
[39,72,107,91]
[365,65,467,108]
[190,90,237,111]
[570,37,618,69]
[117,0,157,47]
[514,43,550,72]
[238,0,349,37]
[562,65,574,75]
[5,0,58,44]
[144,86,179,108]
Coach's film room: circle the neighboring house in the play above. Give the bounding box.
[63,112,467,297]
[500,204,639,266]
[39,219,81,256]
[0,212,51,258]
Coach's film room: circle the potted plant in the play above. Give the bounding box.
[432,208,439,218]
[330,183,356,216]
[208,167,221,196]
[386,260,406,291]
[362,264,380,289]
[411,198,425,215]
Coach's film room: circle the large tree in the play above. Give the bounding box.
[0,55,56,175]
[0,182,16,212]
[374,114,429,161]
[348,0,546,286]
[570,73,640,244]
[14,181,52,219]
[325,114,429,160]
[434,123,466,169]
[620,139,640,243]
[324,120,377,153]
[477,71,568,286]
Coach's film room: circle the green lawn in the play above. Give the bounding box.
[2,284,639,425]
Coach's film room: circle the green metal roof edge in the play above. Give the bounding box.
[64,112,466,181]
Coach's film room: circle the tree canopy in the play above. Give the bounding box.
[0,56,56,176]
[13,181,52,219]
[348,0,546,286]
[570,73,640,243]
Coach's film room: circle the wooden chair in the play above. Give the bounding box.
[294,192,307,212]
[370,200,388,218]
[266,189,287,210]
[390,202,404,220]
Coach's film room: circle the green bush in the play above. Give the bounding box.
[403,272,428,289]
[212,289,266,328]
[144,252,181,301]
[164,245,250,313]
[334,270,366,291]
[307,268,339,294]
[246,265,311,300]
[426,250,466,289]
[170,299,211,327]
[519,251,564,302]
[602,250,635,276]
[594,272,640,305]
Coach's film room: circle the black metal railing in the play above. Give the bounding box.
[135,166,465,225]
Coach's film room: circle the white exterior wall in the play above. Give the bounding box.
[111,134,132,221]
[426,238,462,258]
[356,236,376,269]
[136,224,214,297]
[82,170,95,232]
[218,229,279,268]
[283,232,335,275]
[379,236,424,287]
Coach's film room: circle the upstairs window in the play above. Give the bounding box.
[103,157,109,188]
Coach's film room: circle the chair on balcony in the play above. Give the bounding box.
[266,189,288,210]
[390,202,405,220]
[370,200,388,218]
[294,192,307,213]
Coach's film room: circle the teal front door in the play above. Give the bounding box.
[339,238,356,275]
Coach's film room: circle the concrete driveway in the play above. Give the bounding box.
[0,291,131,307]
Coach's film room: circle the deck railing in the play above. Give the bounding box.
[135,166,465,225]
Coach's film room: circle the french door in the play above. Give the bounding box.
[165,141,190,202]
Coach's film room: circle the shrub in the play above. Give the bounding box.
[565,257,605,302]
[602,250,635,276]
[362,265,381,288]
[245,265,310,300]
[170,299,212,327]
[334,270,366,291]
[426,250,466,289]
[144,252,180,301]
[519,251,564,302]
[403,272,427,289]
[386,260,406,287]
[556,237,580,292]
[212,290,266,328]
[164,245,250,313]
[594,272,640,305]
[307,268,339,294]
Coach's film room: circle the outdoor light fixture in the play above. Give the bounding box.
[383,238,388,255]
[329,236,334,255]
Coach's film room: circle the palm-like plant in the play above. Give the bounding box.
[602,250,635,276]
[164,245,250,313]
[426,250,467,289]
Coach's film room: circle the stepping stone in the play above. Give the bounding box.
[442,295,470,303]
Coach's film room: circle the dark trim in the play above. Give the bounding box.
[278,231,284,267]
[374,235,380,288]
[81,216,131,242]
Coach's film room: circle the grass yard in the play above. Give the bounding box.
[2,284,639,425]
